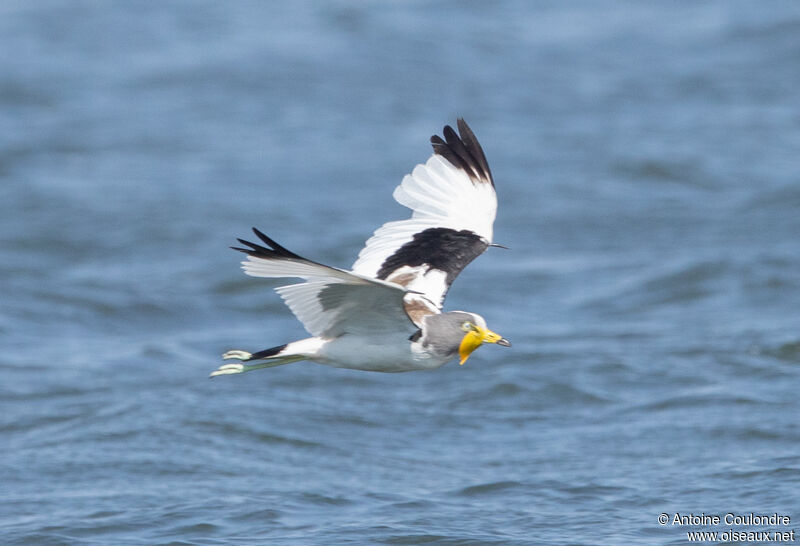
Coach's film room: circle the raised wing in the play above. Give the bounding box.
[351,119,498,309]
[234,228,425,338]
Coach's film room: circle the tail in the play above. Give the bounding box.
[209,343,305,378]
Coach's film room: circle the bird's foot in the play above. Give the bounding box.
[210,350,252,378]
[209,362,246,378]
[211,349,301,378]
[222,350,252,361]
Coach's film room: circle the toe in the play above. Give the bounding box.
[209,363,245,378]
[222,350,252,361]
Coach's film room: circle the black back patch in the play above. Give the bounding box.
[376,227,488,286]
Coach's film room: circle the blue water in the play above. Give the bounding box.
[2,2,800,544]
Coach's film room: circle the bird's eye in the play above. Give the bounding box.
[461,321,475,332]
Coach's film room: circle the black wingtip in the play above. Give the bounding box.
[231,228,307,261]
[430,119,494,187]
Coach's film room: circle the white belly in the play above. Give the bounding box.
[313,334,450,372]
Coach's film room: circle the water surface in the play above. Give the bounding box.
[2,2,799,544]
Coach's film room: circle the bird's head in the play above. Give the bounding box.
[430,311,510,365]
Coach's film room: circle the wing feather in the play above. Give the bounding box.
[234,229,417,338]
[352,119,497,307]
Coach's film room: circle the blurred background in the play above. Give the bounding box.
[2,1,799,544]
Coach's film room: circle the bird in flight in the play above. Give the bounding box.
[211,119,510,377]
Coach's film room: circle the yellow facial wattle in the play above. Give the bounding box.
[458,326,509,365]
[458,330,484,365]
